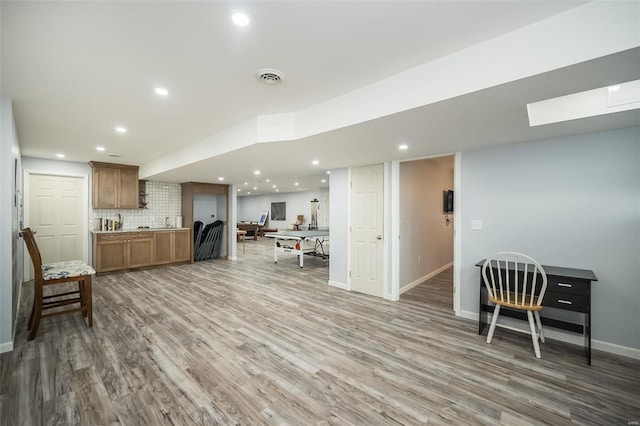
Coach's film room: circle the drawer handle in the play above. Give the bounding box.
[558,283,573,288]
[557,299,573,305]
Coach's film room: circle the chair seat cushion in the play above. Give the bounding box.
[42,260,96,280]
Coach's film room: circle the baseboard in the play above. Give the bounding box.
[0,341,13,354]
[328,280,348,290]
[460,310,640,360]
[399,262,453,295]
[229,255,238,261]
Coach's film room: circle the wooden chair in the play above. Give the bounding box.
[20,228,96,340]
[481,252,548,358]
[292,215,304,230]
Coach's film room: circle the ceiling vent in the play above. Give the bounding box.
[256,68,285,85]
[108,153,122,158]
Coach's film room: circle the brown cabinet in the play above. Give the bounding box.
[154,229,190,264]
[94,232,154,272]
[90,161,139,209]
[93,229,190,272]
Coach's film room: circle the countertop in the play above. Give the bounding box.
[91,227,190,234]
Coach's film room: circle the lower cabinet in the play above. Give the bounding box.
[93,229,190,272]
[154,229,190,264]
[94,232,154,272]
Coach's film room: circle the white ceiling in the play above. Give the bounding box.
[2,1,639,196]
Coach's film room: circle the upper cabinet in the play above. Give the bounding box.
[89,161,139,209]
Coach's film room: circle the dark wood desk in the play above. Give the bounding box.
[237,223,259,240]
[476,260,598,365]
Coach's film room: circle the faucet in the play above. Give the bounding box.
[165,216,171,228]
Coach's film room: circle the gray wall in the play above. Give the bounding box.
[329,168,348,286]
[460,127,640,349]
[238,190,327,230]
[0,97,23,351]
[399,157,454,289]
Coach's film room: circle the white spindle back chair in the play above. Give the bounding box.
[481,252,548,358]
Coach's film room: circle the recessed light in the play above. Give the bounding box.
[326,171,331,174]
[237,189,241,192]
[272,185,276,188]
[96,146,105,152]
[253,187,258,190]
[265,179,270,182]
[276,189,279,192]
[247,192,251,195]
[254,170,261,175]
[399,144,409,150]
[115,126,127,134]
[244,182,248,185]
[231,11,250,27]
[312,160,319,165]
[294,182,299,186]
[218,177,224,181]
[321,179,326,183]
[154,87,169,96]
[56,153,65,158]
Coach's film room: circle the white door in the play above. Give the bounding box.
[350,164,384,297]
[26,174,84,278]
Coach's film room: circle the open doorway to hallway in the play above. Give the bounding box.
[397,155,454,312]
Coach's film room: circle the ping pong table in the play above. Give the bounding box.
[264,229,329,268]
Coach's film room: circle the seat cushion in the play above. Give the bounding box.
[42,260,96,280]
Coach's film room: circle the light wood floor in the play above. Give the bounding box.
[1,237,639,425]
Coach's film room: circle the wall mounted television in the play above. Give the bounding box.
[443,190,454,213]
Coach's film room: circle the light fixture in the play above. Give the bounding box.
[244,182,248,185]
[56,153,65,158]
[218,177,224,181]
[399,144,409,150]
[294,182,299,186]
[276,189,279,192]
[254,170,261,175]
[154,87,169,96]
[237,189,241,192]
[231,11,250,27]
[265,179,270,182]
[312,160,319,165]
[253,187,257,190]
[96,146,105,152]
[321,179,326,183]
[272,185,276,188]
[247,192,251,195]
[115,126,127,134]
[326,171,331,174]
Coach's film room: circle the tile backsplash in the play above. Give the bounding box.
[90,181,182,230]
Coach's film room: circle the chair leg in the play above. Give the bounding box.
[27,280,37,330]
[534,311,544,343]
[86,276,93,327]
[79,280,87,318]
[527,310,541,358]
[487,304,501,344]
[28,279,44,341]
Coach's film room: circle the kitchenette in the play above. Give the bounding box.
[89,162,191,272]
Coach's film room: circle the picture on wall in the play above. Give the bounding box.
[271,202,286,221]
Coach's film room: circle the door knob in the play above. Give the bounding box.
[377,235,382,240]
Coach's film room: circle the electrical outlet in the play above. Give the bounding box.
[471,219,483,230]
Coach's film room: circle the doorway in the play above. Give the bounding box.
[350,164,384,297]
[24,172,87,280]
[397,155,455,310]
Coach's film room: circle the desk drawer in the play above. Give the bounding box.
[547,276,589,296]
[544,291,588,312]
